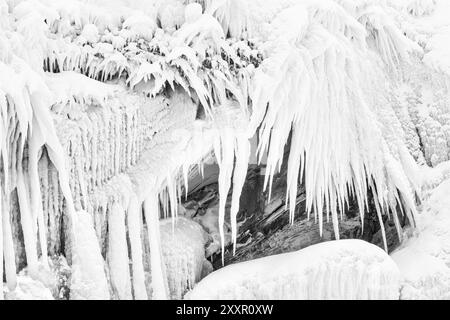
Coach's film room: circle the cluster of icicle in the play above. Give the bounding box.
[7,0,256,120]
[0,30,77,300]
[1,0,165,299]
[1,0,444,299]
[38,91,149,256]
[46,89,210,299]
[209,0,428,256]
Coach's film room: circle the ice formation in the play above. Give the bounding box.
[1,0,450,300]
[186,239,400,299]
[160,217,212,299]
[392,165,450,299]
[69,211,110,300]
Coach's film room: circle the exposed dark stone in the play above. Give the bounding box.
[184,150,403,271]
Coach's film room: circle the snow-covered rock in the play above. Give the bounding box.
[186,239,400,300]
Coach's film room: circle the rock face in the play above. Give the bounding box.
[182,154,404,271]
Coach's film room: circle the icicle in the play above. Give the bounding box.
[2,189,17,292]
[214,128,234,265]
[242,0,420,245]
[372,186,388,252]
[0,186,3,300]
[166,172,178,220]
[16,168,39,278]
[70,211,110,300]
[143,192,169,300]
[127,195,148,300]
[107,202,132,300]
[230,134,250,254]
[182,163,189,199]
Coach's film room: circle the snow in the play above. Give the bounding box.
[81,23,100,44]
[45,71,118,108]
[122,13,157,41]
[4,275,54,300]
[186,239,400,300]
[391,177,450,299]
[0,35,77,296]
[160,217,211,299]
[184,3,203,24]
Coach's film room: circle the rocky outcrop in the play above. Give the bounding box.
[182,154,404,270]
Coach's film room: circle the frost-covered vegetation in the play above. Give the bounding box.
[1,0,450,300]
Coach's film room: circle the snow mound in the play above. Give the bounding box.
[393,248,450,299]
[45,71,119,107]
[4,275,54,300]
[391,178,450,299]
[186,239,400,300]
[3,261,58,300]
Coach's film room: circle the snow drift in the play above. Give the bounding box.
[186,239,400,299]
[392,170,450,299]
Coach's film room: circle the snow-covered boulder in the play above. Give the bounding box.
[186,239,400,300]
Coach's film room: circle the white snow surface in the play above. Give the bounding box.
[2,260,58,300]
[391,174,450,299]
[186,239,400,300]
[4,275,54,300]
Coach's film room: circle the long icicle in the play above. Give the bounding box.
[16,168,39,278]
[230,134,250,255]
[28,123,48,268]
[144,192,169,300]
[108,202,132,300]
[214,128,234,265]
[2,193,17,292]
[0,184,3,300]
[127,194,148,300]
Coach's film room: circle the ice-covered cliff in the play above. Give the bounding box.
[1,0,450,300]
